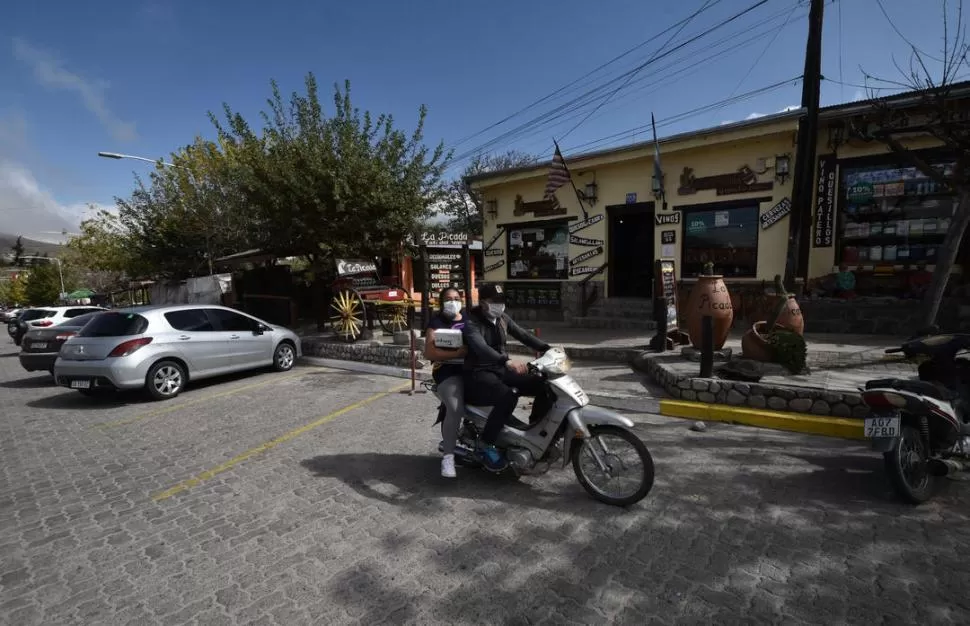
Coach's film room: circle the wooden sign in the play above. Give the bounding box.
[568,213,604,234]
[654,259,678,332]
[814,154,837,248]
[570,235,604,247]
[569,265,599,276]
[677,165,773,196]
[569,246,603,267]
[514,195,566,217]
[760,197,791,230]
[336,258,377,276]
[484,259,506,273]
[485,226,505,250]
[656,212,681,225]
[661,230,676,245]
[484,247,504,257]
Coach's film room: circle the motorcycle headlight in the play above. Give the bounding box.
[544,357,571,376]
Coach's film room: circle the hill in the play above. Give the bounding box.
[0,233,65,260]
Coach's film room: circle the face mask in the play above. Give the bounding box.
[486,303,506,319]
[442,301,461,317]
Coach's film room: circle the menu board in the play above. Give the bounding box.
[654,259,679,332]
[427,250,466,294]
[503,282,562,309]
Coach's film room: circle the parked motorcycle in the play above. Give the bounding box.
[428,348,655,507]
[862,329,970,503]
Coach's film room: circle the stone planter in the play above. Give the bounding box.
[741,321,773,361]
[686,275,734,350]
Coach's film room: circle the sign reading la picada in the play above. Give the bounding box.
[336,258,378,276]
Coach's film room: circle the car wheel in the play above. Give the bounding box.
[145,360,186,401]
[273,342,296,372]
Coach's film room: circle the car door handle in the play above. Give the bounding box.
[230,335,240,339]
[178,335,191,341]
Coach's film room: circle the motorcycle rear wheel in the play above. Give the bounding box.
[572,425,654,507]
[884,424,936,504]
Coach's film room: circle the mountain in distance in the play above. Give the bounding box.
[0,232,65,260]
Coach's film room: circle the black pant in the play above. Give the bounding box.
[464,368,549,445]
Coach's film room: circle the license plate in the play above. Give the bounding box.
[70,379,91,389]
[32,342,47,350]
[865,414,901,438]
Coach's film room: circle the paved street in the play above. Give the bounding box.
[2,339,970,625]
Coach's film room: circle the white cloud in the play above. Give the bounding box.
[12,38,137,142]
[744,104,801,120]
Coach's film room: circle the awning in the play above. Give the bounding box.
[66,289,95,299]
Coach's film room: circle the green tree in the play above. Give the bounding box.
[11,236,24,266]
[444,150,537,237]
[23,260,74,305]
[209,75,450,275]
[8,274,27,305]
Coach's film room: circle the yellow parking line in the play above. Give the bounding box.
[151,382,410,502]
[94,370,307,429]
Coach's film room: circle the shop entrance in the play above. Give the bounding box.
[607,202,655,298]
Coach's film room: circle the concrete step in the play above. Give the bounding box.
[571,316,657,331]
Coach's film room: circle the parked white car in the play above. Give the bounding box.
[54,305,302,400]
[9,306,106,346]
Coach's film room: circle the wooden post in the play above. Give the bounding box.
[420,244,431,330]
[462,243,472,308]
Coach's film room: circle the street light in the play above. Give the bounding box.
[98,150,214,275]
[19,256,66,300]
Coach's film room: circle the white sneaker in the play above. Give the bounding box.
[441,454,456,478]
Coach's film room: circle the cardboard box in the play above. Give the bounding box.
[432,328,463,349]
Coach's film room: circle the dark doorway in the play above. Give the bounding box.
[608,202,655,298]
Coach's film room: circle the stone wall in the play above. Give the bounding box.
[798,297,970,334]
[640,353,868,418]
[503,279,605,323]
[302,337,427,369]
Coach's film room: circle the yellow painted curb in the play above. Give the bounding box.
[659,400,864,440]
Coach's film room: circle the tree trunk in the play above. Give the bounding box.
[920,190,970,328]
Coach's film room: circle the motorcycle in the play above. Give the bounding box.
[862,329,970,503]
[426,347,655,507]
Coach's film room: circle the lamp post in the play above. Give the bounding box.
[20,256,65,300]
[98,151,215,275]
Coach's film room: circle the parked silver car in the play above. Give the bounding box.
[54,305,302,400]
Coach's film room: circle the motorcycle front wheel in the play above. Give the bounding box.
[572,425,654,506]
[884,424,936,504]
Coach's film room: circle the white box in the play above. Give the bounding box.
[432,328,463,349]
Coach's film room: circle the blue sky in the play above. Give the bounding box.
[0,0,957,241]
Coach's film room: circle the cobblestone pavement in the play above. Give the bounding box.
[2,340,970,625]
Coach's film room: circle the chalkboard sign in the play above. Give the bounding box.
[654,259,678,332]
[503,282,562,309]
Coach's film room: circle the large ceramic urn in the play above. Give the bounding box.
[770,294,804,335]
[686,268,734,350]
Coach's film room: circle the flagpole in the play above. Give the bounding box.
[651,114,667,211]
[553,139,589,220]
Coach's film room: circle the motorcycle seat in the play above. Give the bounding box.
[865,378,957,401]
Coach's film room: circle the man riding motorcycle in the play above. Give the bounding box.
[461,284,552,471]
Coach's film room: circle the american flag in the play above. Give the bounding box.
[543,144,571,201]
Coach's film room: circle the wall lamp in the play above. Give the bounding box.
[775,154,792,184]
[576,178,598,205]
[485,200,498,219]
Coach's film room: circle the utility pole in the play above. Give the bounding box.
[784,0,825,288]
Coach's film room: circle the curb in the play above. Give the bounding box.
[299,357,658,414]
[659,399,864,440]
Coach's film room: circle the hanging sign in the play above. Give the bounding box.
[485,227,505,250]
[484,247,504,257]
[655,212,681,225]
[569,265,599,276]
[661,230,676,245]
[336,259,378,276]
[484,259,506,273]
[569,246,603,267]
[814,154,837,248]
[760,197,791,230]
[568,214,604,234]
[570,235,604,247]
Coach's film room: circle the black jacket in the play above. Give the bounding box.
[461,305,551,373]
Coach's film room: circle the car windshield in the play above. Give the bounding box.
[78,312,150,337]
[22,309,55,321]
[57,312,102,328]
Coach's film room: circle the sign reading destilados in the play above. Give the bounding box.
[336,258,378,276]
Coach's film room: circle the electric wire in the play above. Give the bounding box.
[729,0,802,97]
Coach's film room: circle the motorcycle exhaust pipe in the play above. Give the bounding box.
[928,458,967,477]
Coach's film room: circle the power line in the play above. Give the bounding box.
[450,0,780,166]
[729,1,802,96]
[450,0,731,149]
[449,4,805,169]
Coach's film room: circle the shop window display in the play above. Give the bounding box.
[507,222,569,280]
[682,205,759,277]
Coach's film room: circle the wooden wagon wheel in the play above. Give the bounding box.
[376,289,415,334]
[330,289,366,343]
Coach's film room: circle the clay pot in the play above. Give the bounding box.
[686,275,734,350]
[769,294,804,335]
[741,321,773,362]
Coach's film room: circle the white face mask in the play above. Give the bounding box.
[442,300,461,317]
[486,303,506,319]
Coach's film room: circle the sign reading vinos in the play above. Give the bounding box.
[336,258,378,276]
[568,214,604,234]
[484,259,506,273]
[569,246,604,267]
[655,212,681,225]
[570,235,604,247]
